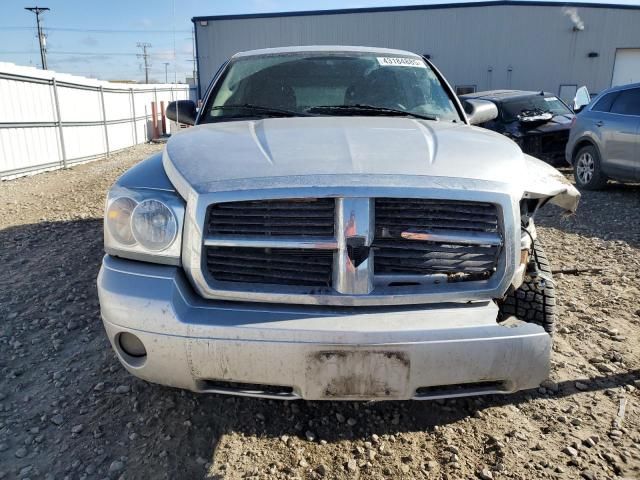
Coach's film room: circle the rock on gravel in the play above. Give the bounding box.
[50,415,64,426]
[478,467,494,480]
[14,447,27,458]
[115,385,130,394]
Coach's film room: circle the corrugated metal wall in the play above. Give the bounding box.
[0,63,196,179]
[194,4,640,98]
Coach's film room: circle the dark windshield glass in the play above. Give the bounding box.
[202,52,461,123]
[501,95,573,122]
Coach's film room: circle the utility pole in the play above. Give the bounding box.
[25,6,49,70]
[163,62,170,84]
[136,42,152,83]
[191,27,197,88]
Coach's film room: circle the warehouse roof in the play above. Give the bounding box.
[192,1,640,22]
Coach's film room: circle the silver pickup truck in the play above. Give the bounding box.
[98,46,579,401]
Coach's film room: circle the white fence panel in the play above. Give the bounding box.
[0,78,57,123]
[103,90,132,122]
[107,122,136,152]
[0,62,196,179]
[57,86,102,123]
[0,127,60,173]
[63,125,106,162]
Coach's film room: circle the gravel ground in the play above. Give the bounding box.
[1,144,639,480]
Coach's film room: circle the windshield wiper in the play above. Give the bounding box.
[307,104,438,121]
[210,104,309,118]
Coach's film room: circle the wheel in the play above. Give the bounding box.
[573,145,607,190]
[499,241,556,334]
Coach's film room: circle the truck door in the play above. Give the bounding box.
[603,88,640,180]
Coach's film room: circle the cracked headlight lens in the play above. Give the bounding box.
[106,197,137,246]
[131,199,178,251]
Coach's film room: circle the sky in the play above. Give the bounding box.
[1,0,638,82]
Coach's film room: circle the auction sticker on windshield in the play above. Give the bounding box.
[377,57,426,68]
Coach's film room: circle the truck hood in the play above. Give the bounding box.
[164,116,524,194]
[162,116,578,212]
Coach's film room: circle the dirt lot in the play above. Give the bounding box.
[1,144,639,480]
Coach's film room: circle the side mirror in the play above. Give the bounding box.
[166,100,197,126]
[573,86,590,113]
[463,99,498,125]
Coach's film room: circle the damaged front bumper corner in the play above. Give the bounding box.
[523,154,580,213]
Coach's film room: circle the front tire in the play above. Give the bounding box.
[499,242,556,334]
[573,145,607,190]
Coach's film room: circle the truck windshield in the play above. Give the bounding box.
[202,52,462,123]
[501,95,573,122]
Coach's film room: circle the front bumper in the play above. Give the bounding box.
[98,255,551,401]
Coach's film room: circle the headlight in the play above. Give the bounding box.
[106,197,137,245]
[131,199,178,251]
[104,187,184,265]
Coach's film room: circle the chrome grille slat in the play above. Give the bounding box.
[372,240,498,254]
[374,249,497,261]
[378,219,498,231]
[211,226,332,235]
[204,236,337,250]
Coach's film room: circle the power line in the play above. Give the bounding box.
[0,50,192,60]
[24,7,49,69]
[136,42,152,84]
[0,50,139,56]
[0,25,191,34]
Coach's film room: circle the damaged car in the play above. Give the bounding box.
[98,46,579,401]
[460,90,576,167]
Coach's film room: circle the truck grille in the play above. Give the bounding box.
[206,198,335,237]
[373,199,501,278]
[205,247,333,287]
[198,195,506,304]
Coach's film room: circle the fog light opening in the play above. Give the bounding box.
[118,332,147,358]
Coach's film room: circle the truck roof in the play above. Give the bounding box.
[233,45,423,58]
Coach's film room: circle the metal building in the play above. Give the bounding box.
[192,1,640,103]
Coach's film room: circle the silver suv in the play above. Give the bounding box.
[566,83,640,189]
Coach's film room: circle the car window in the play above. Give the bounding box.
[609,88,640,116]
[591,91,619,113]
[500,95,572,122]
[202,52,462,123]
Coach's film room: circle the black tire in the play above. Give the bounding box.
[499,241,556,334]
[573,144,607,190]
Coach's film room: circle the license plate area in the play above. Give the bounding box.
[306,350,410,399]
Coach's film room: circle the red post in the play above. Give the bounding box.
[151,101,159,139]
[160,101,167,135]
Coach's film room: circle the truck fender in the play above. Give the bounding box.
[521,154,580,213]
